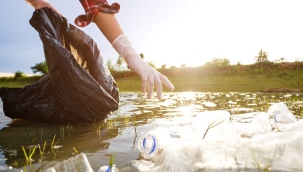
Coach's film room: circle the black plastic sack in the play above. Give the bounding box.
[0,7,119,123]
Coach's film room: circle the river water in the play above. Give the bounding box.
[0,92,303,171]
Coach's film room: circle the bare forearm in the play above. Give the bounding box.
[94,12,123,43]
[25,0,63,17]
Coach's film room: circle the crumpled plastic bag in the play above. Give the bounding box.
[0,7,119,123]
[239,112,272,138]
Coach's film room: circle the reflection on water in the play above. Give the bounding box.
[0,92,303,171]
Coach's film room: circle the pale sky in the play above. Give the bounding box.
[1,0,303,75]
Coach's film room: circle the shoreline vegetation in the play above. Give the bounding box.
[1,62,303,93]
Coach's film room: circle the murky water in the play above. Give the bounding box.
[0,92,303,171]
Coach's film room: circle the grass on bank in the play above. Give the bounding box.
[0,75,302,93]
[0,76,40,88]
[1,69,303,92]
[115,74,303,92]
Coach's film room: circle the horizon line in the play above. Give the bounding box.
[0,72,36,77]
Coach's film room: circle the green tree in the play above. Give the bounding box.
[116,55,124,71]
[204,58,230,67]
[139,53,155,68]
[31,61,48,75]
[106,58,115,72]
[277,57,287,63]
[255,49,268,64]
[14,70,25,80]
[147,61,156,68]
[161,63,166,69]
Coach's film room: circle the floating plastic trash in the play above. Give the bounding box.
[120,107,303,171]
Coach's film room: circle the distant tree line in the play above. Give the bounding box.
[8,49,303,80]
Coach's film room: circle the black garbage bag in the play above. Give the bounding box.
[0,7,119,123]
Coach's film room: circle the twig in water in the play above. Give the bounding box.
[203,118,226,139]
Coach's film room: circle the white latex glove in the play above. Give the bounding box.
[112,34,174,100]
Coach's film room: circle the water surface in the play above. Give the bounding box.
[0,92,302,171]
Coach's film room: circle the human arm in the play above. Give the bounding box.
[24,0,63,17]
[26,0,175,100]
[93,12,175,100]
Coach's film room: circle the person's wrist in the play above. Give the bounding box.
[112,34,154,76]
[126,55,153,77]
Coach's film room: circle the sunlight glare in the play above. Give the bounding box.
[143,0,303,68]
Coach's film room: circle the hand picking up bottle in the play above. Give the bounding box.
[112,34,174,100]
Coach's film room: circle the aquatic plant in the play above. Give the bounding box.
[38,141,46,162]
[24,130,37,143]
[1,143,17,157]
[60,123,74,139]
[51,134,61,149]
[1,143,13,152]
[73,147,79,154]
[22,145,37,162]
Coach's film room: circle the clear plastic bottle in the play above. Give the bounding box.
[267,102,296,123]
[273,112,296,123]
[137,127,173,160]
[98,164,118,172]
[44,153,93,172]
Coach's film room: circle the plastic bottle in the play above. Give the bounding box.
[273,112,296,123]
[274,119,303,132]
[267,102,296,123]
[98,164,118,172]
[137,127,173,160]
[44,153,93,172]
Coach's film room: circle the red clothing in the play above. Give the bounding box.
[75,0,120,27]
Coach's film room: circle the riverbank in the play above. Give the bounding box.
[1,73,302,92]
[2,63,303,92]
[115,73,303,92]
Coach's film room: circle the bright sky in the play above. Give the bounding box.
[1,0,303,75]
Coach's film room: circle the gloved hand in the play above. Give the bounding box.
[112,34,174,100]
